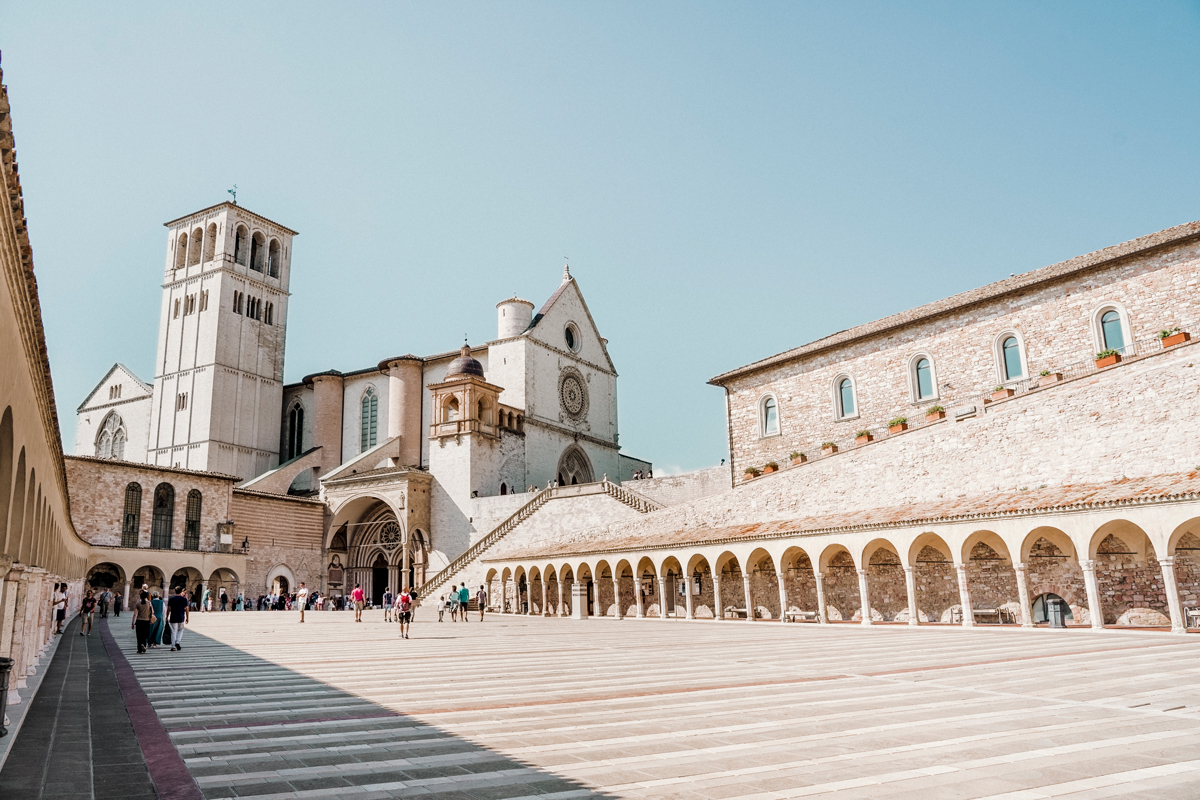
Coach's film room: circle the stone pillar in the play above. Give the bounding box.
[742,574,754,622]
[570,582,587,620]
[713,574,723,620]
[123,580,131,611]
[1014,562,1033,627]
[1080,559,1104,630]
[541,579,548,617]
[382,356,423,467]
[387,566,399,597]
[504,579,513,613]
[557,580,566,617]
[612,577,622,619]
[635,579,645,618]
[815,572,828,624]
[777,572,789,623]
[955,564,975,627]
[685,575,694,620]
[856,568,871,626]
[903,566,918,626]
[1159,557,1187,634]
[658,576,668,618]
[401,548,410,591]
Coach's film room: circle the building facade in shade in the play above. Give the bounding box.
[75,205,652,604]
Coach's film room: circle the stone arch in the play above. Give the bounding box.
[556,445,594,486]
[208,568,240,608]
[745,547,778,619]
[85,563,126,597]
[612,558,635,617]
[1022,526,1088,624]
[636,556,659,617]
[685,553,716,619]
[659,554,685,618]
[131,564,166,597]
[961,530,1019,623]
[860,539,902,621]
[541,563,560,616]
[778,546,818,620]
[169,567,204,601]
[592,558,614,616]
[818,544,857,622]
[265,562,296,596]
[1089,519,1167,626]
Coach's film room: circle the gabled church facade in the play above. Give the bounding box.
[75,203,651,602]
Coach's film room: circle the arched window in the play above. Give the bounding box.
[250,232,266,272]
[174,233,187,269]
[204,222,217,261]
[360,389,378,451]
[1101,310,1124,351]
[287,403,305,460]
[184,490,201,551]
[916,357,936,400]
[233,225,248,265]
[1002,336,1023,381]
[500,482,508,495]
[264,302,273,325]
[112,428,126,461]
[835,376,856,419]
[121,482,141,548]
[268,239,281,277]
[151,483,174,549]
[760,396,779,437]
[443,396,460,423]
[96,412,125,460]
[189,227,203,265]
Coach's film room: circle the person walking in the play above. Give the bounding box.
[114,590,123,617]
[132,590,153,654]
[448,586,459,621]
[458,584,471,622]
[201,586,211,613]
[80,589,97,636]
[397,587,413,639]
[149,591,165,649]
[351,584,365,622]
[297,582,309,623]
[476,584,488,621]
[437,595,445,622]
[51,583,68,634]
[99,588,112,619]
[236,592,244,611]
[382,588,393,623]
[167,586,189,651]
[219,587,229,612]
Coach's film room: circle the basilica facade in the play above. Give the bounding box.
[72,202,650,603]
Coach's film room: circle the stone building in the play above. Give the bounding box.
[73,205,654,604]
[436,219,1200,634]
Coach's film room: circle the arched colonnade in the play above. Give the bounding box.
[481,506,1200,633]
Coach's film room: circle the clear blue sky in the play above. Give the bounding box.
[4,2,1199,472]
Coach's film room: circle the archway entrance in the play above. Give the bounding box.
[556,445,593,486]
[271,574,290,597]
[1031,593,1073,624]
[372,553,389,606]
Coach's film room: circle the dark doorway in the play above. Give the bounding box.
[586,580,594,616]
[371,553,388,606]
[1032,592,1073,623]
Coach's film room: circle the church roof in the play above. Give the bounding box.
[77,363,152,412]
[162,201,299,235]
[709,218,1200,386]
[445,343,485,378]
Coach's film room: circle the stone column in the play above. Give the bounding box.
[815,572,828,624]
[401,548,411,591]
[635,579,645,618]
[540,579,548,616]
[903,566,918,626]
[742,574,754,622]
[504,579,513,613]
[955,564,975,627]
[123,580,131,612]
[557,579,566,617]
[658,576,668,618]
[570,582,587,620]
[777,572,789,623]
[713,574,723,620]
[685,575,694,620]
[387,566,399,597]
[612,577,622,619]
[856,568,871,626]
[1159,557,1186,634]
[1080,559,1104,630]
[1014,562,1033,627]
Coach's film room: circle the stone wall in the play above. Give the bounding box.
[230,488,325,594]
[623,466,730,508]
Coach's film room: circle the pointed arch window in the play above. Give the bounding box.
[360,389,378,451]
[96,412,126,460]
[287,403,305,460]
[184,490,201,551]
[121,482,141,548]
[151,483,174,549]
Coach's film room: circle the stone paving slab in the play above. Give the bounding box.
[111,610,1200,798]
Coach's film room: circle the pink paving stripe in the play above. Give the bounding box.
[99,619,204,800]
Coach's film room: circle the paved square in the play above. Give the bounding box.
[119,613,1200,799]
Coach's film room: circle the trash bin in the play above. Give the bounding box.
[0,656,13,737]
[1047,597,1067,629]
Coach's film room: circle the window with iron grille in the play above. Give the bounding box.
[184,489,202,551]
[122,482,141,548]
[151,483,174,549]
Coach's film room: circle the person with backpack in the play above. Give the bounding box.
[476,584,488,620]
[458,584,471,622]
[396,588,413,639]
[382,587,393,622]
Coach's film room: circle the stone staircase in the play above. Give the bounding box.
[417,479,662,600]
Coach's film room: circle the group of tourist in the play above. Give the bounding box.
[436,584,487,622]
[126,585,191,653]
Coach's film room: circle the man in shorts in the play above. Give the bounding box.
[296,582,309,623]
[99,588,112,618]
[476,584,488,621]
[167,586,189,650]
[382,587,393,622]
[80,589,97,636]
[51,583,67,634]
[351,583,365,622]
[397,587,413,639]
[458,583,471,622]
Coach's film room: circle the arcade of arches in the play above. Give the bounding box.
[481,506,1200,632]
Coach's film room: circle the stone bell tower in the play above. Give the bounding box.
[147,202,297,479]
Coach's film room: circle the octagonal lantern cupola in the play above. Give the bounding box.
[428,343,502,442]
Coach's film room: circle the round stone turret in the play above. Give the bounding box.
[496,297,534,339]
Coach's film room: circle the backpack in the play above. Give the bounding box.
[398,593,412,612]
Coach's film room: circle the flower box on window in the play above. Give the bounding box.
[1038,371,1062,387]
[762,462,779,474]
[1161,331,1190,348]
[821,442,837,456]
[888,417,907,434]
[1094,350,1122,368]
[789,452,806,466]
[743,467,760,481]
[925,406,945,421]
[991,387,1014,402]
[855,431,873,444]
